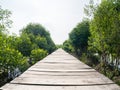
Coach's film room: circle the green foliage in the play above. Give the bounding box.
[113,76,120,86]
[84,0,99,18]
[0,6,56,86]
[0,47,28,72]
[69,20,90,55]
[30,49,47,63]
[0,6,30,86]
[56,44,63,49]
[0,6,12,33]
[35,36,48,50]
[85,0,120,86]
[88,0,120,64]
[80,53,99,67]
[16,34,32,56]
[21,23,48,37]
[62,40,74,53]
[0,6,28,74]
[20,23,56,54]
[80,53,88,64]
[0,34,29,73]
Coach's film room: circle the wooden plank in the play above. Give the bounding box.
[1,49,120,90]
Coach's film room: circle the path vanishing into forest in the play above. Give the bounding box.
[1,49,120,90]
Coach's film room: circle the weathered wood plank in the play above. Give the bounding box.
[1,49,120,90]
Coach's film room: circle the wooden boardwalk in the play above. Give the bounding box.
[1,49,120,90]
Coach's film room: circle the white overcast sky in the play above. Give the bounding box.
[0,0,100,44]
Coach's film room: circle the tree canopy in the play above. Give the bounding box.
[62,0,120,85]
[0,6,29,82]
[0,6,12,33]
[69,20,90,55]
[88,0,120,63]
[0,6,56,86]
[20,23,56,54]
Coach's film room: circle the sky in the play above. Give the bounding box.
[0,0,100,44]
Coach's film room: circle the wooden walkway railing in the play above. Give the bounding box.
[0,49,120,90]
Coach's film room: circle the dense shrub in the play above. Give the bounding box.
[30,49,48,64]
